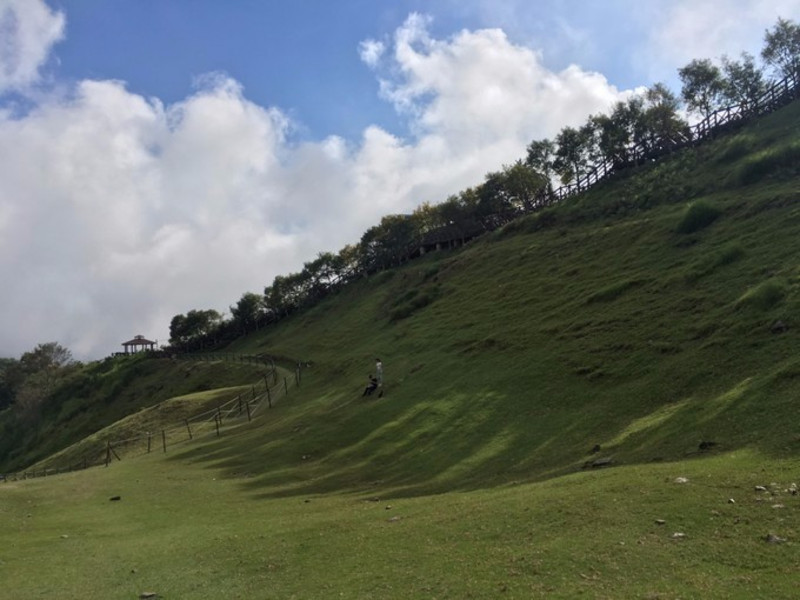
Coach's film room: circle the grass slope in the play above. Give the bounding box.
[0,355,267,471]
[3,101,800,598]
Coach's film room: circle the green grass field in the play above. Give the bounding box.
[2,448,798,598]
[2,100,800,598]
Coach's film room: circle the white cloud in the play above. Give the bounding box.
[0,0,65,93]
[0,12,633,359]
[639,0,800,78]
[359,39,386,67]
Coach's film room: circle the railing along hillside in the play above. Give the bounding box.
[1,355,305,482]
[413,70,800,254]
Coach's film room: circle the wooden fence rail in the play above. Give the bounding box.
[409,69,800,256]
[1,362,303,482]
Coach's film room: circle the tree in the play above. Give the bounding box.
[6,342,76,423]
[169,309,222,348]
[761,17,800,79]
[721,52,767,111]
[230,292,264,334]
[19,342,74,374]
[525,139,556,182]
[640,83,689,149]
[679,58,725,118]
[359,214,417,272]
[0,358,18,410]
[587,98,646,167]
[552,124,594,185]
[498,161,548,211]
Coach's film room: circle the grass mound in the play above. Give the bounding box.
[676,200,722,234]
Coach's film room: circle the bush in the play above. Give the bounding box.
[736,142,800,185]
[389,286,441,321]
[676,201,721,234]
[736,279,786,311]
[684,243,745,283]
[586,279,643,304]
[716,134,756,164]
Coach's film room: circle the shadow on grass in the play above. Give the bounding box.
[167,353,800,502]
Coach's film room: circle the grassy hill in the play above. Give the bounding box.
[2,100,800,598]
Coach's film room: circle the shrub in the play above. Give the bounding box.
[716,134,756,164]
[735,142,800,185]
[736,279,786,311]
[586,279,643,304]
[676,201,721,234]
[389,286,441,321]
[684,243,745,283]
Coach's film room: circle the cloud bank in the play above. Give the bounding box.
[0,0,64,93]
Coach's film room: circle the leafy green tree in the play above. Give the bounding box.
[500,160,549,211]
[359,214,417,271]
[265,274,296,316]
[479,170,516,215]
[6,342,76,423]
[169,309,222,348]
[302,252,341,299]
[679,58,725,117]
[0,358,18,410]
[335,244,362,283]
[552,124,594,185]
[761,17,800,79]
[588,98,645,166]
[412,202,448,234]
[525,139,556,182]
[230,292,264,334]
[721,52,767,110]
[641,83,689,148]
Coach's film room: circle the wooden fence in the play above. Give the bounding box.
[1,357,305,482]
[411,69,800,255]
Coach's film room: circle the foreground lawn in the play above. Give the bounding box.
[1,449,797,599]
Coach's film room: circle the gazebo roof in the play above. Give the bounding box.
[122,335,156,346]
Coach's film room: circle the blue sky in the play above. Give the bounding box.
[1,0,798,359]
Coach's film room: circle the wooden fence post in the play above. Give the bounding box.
[245,400,252,422]
[162,430,167,453]
[214,415,220,437]
[185,419,193,440]
[267,385,272,408]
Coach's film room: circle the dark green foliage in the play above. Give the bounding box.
[715,134,757,163]
[736,278,787,311]
[684,242,745,283]
[586,279,645,304]
[676,200,722,233]
[735,141,800,184]
[389,286,442,321]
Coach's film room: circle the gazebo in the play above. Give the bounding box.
[121,334,156,354]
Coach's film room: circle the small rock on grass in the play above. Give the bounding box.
[765,534,787,544]
[674,477,689,484]
[671,532,687,539]
[139,593,159,599]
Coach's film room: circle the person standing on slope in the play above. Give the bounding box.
[375,358,384,396]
